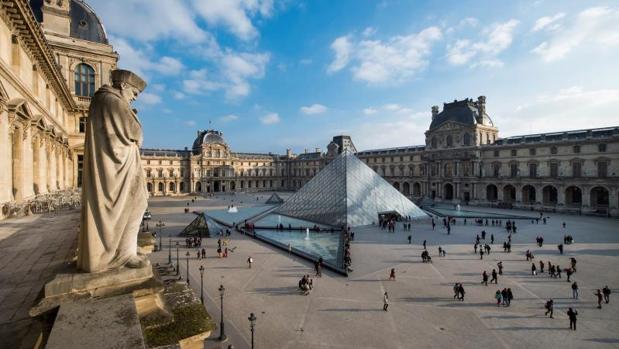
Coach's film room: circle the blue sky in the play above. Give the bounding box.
[88,0,619,153]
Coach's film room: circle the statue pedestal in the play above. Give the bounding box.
[30,263,156,317]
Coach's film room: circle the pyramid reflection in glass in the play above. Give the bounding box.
[275,151,428,227]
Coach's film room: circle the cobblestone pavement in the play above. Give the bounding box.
[0,211,79,349]
[149,194,619,349]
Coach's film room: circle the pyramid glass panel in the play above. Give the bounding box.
[276,151,427,226]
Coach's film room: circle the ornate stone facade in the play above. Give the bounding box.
[141,98,619,217]
[0,0,117,219]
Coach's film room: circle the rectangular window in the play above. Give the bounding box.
[598,161,608,178]
[598,144,607,152]
[550,146,558,155]
[529,163,537,178]
[573,145,580,153]
[572,162,581,177]
[550,163,558,178]
[494,150,499,157]
[511,149,517,156]
[493,163,500,177]
[79,117,87,133]
[529,148,536,156]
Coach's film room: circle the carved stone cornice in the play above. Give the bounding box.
[0,0,77,111]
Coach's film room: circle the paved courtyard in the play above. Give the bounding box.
[148,194,619,349]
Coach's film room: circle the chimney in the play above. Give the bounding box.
[476,96,486,124]
[431,105,439,120]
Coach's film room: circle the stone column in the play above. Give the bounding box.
[32,134,41,195]
[557,185,566,206]
[515,185,523,203]
[39,138,48,194]
[56,149,62,190]
[0,109,11,203]
[49,144,57,193]
[22,126,35,199]
[11,126,24,202]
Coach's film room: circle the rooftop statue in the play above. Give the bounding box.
[77,69,149,273]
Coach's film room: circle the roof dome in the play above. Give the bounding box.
[192,129,227,153]
[30,0,109,44]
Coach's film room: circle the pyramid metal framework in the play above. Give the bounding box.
[179,213,211,237]
[265,193,285,205]
[275,151,428,226]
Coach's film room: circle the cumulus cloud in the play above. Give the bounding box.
[446,19,519,67]
[111,38,185,78]
[260,112,280,124]
[184,120,197,127]
[532,13,565,32]
[348,112,428,149]
[192,0,274,41]
[138,92,162,105]
[328,27,443,83]
[532,7,619,62]
[363,107,378,115]
[89,0,207,43]
[327,36,353,74]
[300,104,328,115]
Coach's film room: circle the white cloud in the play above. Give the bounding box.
[500,86,619,135]
[184,120,197,127]
[138,92,161,105]
[532,13,565,32]
[172,91,186,100]
[89,0,207,43]
[348,112,428,149]
[192,0,274,41]
[446,19,519,67]
[328,27,442,83]
[111,37,185,78]
[220,114,239,122]
[363,107,378,115]
[260,112,280,125]
[327,36,352,74]
[459,17,479,28]
[300,104,328,115]
[299,58,313,65]
[532,7,619,62]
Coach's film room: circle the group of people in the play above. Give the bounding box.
[494,288,514,306]
[185,236,203,248]
[298,274,314,295]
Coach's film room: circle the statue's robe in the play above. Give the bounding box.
[77,85,148,273]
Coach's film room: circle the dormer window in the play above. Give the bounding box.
[74,63,95,97]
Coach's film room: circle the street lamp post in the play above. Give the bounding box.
[248,312,256,349]
[185,251,190,284]
[168,232,172,264]
[175,242,180,276]
[156,220,165,251]
[199,265,205,304]
[218,285,226,341]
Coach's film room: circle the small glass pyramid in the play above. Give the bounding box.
[275,151,427,226]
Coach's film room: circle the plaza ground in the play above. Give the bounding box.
[1,193,618,348]
[148,193,619,349]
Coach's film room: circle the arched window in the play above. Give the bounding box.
[446,135,453,147]
[463,133,471,146]
[74,63,96,97]
[431,137,437,148]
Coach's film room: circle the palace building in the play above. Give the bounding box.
[140,97,619,217]
[0,0,617,220]
[0,0,117,219]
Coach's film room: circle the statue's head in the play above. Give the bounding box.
[111,69,147,104]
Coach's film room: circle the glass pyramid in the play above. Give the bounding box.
[179,213,211,237]
[275,151,428,226]
[265,193,285,205]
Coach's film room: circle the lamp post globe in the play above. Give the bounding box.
[185,251,190,284]
[248,312,257,349]
[199,265,205,304]
[218,285,226,341]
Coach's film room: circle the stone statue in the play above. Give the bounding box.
[77,69,149,273]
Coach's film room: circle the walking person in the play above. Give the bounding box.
[567,307,578,330]
[491,269,498,284]
[408,235,412,244]
[571,282,579,299]
[495,290,502,306]
[383,292,389,311]
[423,240,427,250]
[507,288,513,306]
[453,283,460,300]
[539,260,544,274]
[458,284,465,301]
[482,271,489,286]
[247,256,253,269]
[545,299,554,318]
[531,263,537,276]
[595,289,603,309]
[603,286,611,303]
[389,268,396,281]
[497,261,503,275]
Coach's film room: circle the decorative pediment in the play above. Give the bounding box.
[7,98,34,120]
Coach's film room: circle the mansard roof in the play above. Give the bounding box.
[429,98,493,130]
